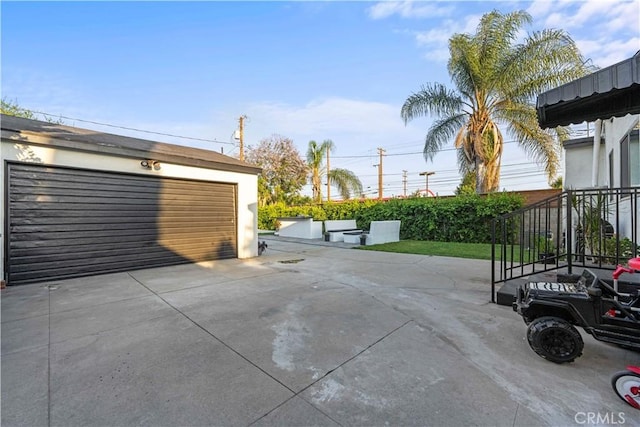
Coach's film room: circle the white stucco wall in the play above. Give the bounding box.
[563,115,640,242]
[564,114,639,189]
[604,116,640,242]
[1,139,259,283]
[602,115,639,188]
[564,142,599,190]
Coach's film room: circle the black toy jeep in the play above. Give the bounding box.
[513,268,640,363]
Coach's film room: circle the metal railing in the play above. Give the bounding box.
[491,187,639,302]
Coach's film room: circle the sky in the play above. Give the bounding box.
[2,0,639,198]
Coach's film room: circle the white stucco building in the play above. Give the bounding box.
[563,115,639,191]
[1,114,261,285]
[537,53,640,243]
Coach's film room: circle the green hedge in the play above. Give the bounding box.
[259,193,523,243]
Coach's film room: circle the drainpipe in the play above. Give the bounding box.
[591,119,602,187]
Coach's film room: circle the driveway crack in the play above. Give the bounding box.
[128,270,412,427]
[126,273,297,395]
[299,319,412,394]
[249,319,413,427]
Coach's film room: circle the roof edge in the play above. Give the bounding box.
[1,114,261,175]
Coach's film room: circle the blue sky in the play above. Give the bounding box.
[2,1,639,197]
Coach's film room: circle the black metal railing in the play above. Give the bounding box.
[491,187,639,302]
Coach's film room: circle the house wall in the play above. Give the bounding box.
[607,116,640,242]
[602,114,639,188]
[563,115,640,242]
[564,115,639,190]
[564,141,600,190]
[1,139,259,283]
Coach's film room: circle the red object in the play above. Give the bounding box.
[623,366,640,409]
[613,265,634,280]
[626,395,640,409]
[629,257,640,271]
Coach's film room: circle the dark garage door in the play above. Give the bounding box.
[6,163,237,285]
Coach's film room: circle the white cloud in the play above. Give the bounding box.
[529,0,639,31]
[245,97,413,141]
[577,36,640,68]
[606,0,640,29]
[368,2,481,64]
[223,96,443,196]
[412,14,482,62]
[525,0,554,19]
[571,0,604,26]
[527,0,640,67]
[367,1,453,20]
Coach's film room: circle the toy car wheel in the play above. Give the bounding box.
[611,370,640,409]
[526,316,584,363]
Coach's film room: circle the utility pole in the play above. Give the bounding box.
[420,171,435,197]
[402,170,408,197]
[377,147,386,200]
[326,147,331,202]
[238,115,247,161]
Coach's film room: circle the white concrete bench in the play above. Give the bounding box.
[324,219,362,242]
[277,216,323,239]
[343,220,401,245]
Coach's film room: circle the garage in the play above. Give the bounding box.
[1,114,260,285]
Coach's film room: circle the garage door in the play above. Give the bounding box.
[6,163,237,285]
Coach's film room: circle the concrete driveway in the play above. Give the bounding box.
[2,237,638,426]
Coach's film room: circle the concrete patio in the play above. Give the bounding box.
[1,236,637,426]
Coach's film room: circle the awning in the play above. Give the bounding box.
[536,53,640,129]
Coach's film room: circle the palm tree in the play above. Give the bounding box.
[306,140,363,203]
[401,10,591,193]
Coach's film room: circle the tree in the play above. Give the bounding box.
[550,176,563,189]
[245,135,308,206]
[1,98,63,123]
[401,10,591,194]
[1,98,36,119]
[455,171,476,196]
[306,140,362,203]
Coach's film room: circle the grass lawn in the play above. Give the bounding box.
[358,240,532,261]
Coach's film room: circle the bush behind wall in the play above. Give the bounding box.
[259,193,523,243]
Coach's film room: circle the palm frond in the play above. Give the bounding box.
[456,146,475,176]
[403,8,587,193]
[306,140,322,166]
[448,34,480,103]
[320,139,335,155]
[469,10,532,101]
[499,101,559,180]
[328,168,363,200]
[423,114,468,161]
[499,29,592,101]
[401,83,465,124]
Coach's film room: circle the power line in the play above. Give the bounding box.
[29,110,237,145]
[331,139,529,159]
[355,161,542,178]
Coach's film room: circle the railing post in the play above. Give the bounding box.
[566,190,573,274]
[502,218,508,280]
[633,188,638,258]
[491,219,496,303]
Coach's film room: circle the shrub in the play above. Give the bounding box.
[258,193,523,243]
[603,236,639,263]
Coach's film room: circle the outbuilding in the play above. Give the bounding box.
[1,114,261,285]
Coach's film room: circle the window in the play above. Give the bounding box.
[620,130,639,188]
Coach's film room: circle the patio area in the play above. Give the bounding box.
[1,236,636,426]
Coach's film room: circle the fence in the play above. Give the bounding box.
[491,187,639,302]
